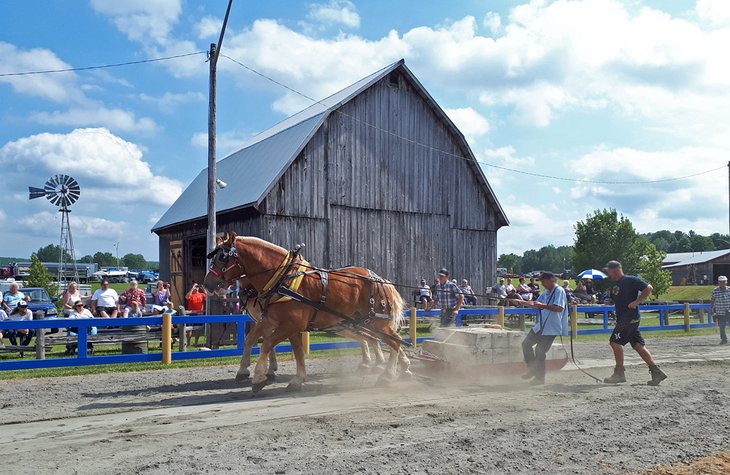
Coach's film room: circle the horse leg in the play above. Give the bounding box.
[236,322,265,381]
[286,332,307,392]
[377,342,401,386]
[358,338,373,369]
[371,338,386,365]
[398,348,412,378]
[267,348,279,381]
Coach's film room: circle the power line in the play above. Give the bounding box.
[220,54,724,186]
[0,51,206,77]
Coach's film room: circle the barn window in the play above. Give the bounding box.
[388,71,399,88]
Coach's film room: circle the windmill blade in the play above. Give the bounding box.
[44,175,59,193]
[67,177,80,191]
[47,193,62,207]
[59,174,73,187]
[29,186,46,200]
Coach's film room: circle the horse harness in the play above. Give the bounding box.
[254,249,410,347]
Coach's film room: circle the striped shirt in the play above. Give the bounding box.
[711,286,730,314]
[432,281,462,309]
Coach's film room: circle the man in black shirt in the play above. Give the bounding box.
[603,260,667,386]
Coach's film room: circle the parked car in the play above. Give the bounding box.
[137,271,159,284]
[19,287,59,319]
[496,268,508,277]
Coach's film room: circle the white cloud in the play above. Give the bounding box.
[0,42,82,103]
[19,211,126,239]
[306,0,360,29]
[482,12,502,34]
[90,0,183,44]
[0,128,182,207]
[480,146,535,186]
[444,107,490,142]
[696,0,730,27]
[136,91,205,113]
[30,105,158,133]
[195,15,223,39]
[0,209,6,222]
[569,146,727,233]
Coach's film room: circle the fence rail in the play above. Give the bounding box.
[0,303,715,371]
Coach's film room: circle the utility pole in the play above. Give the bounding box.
[206,0,233,321]
[114,242,120,268]
[727,161,729,236]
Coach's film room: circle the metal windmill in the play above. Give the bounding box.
[29,174,81,283]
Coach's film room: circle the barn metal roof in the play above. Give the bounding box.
[662,249,730,268]
[152,59,508,232]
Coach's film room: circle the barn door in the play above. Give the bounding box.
[169,240,184,306]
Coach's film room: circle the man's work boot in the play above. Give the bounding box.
[647,366,667,386]
[521,365,536,380]
[603,366,626,384]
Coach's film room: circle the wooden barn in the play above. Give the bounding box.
[152,59,508,305]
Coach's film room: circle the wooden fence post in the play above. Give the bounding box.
[35,319,45,360]
[571,305,578,338]
[303,331,310,354]
[409,307,417,346]
[684,303,691,332]
[162,312,172,365]
[498,306,505,329]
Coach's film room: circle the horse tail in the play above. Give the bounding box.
[385,282,406,331]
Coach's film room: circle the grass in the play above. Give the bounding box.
[659,285,714,302]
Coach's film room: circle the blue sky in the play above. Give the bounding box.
[1,0,729,261]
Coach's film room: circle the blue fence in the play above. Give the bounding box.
[0,303,715,371]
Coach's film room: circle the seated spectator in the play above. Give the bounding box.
[528,278,541,300]
[6,301,34,350]
[153,280,171,307]
[417,279,432,308]
[127,301,144,318]
[460,279,477,305]
[492,278,507,299]
[120,280,146,318]
[185,282,206,314]
[562,280,577,304]
[584,279,596,298]
[2,283,29,313]
[505,278,516,295]
[517,277,533,301]
[0,308,8,347]
[92,280,119,318]
[61,281,82,316]
[65,300,97,356]
[573,280,597,304]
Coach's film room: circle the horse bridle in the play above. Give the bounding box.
[207,245,246,285]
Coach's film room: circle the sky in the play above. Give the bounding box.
[1,0,729,261]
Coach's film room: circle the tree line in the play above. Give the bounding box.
[33,244,158,270]
[497,209,718,298]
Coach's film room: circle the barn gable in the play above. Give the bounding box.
[152,59,507,233]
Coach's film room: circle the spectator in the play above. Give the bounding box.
[185,282,206,313]
[711,275,730,345]
[562,280,577,304]
[0,308,8,347]
[153,280,171,307]
[127,301,144,319]
[517,277,533,301]
[528,278,541,300]
[6,301,34,350]
[417,279,432,309]
[505,278,516,295]
[92,279,119,318]
[61,281,82,316]
[493,278,507,299]
[65,300,97,356]
[2,283,29,313]
[573,280,595,304]
[460,279,477,305]
[427,268,463,327]
[120,280,146,317]
[584,279,596,298]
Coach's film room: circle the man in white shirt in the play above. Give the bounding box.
[66,300,97,355]
[92,280,119,318]
[6,300,35,348]
[0,307,8,347]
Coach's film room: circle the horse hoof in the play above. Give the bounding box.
[400,369,414,380]
[286,381,303,392]
[235,374,250,382]
[251,380,268,394]
[266,373,276,382]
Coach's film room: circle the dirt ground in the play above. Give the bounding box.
[2,335,730,474]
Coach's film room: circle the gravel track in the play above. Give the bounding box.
[3,335,729,474]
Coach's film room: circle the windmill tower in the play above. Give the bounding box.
[28,174,81,283]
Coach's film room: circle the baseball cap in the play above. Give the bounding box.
[719,276,728,282]
[73,300,84,307]
[438,268,449,277]
[18,300,28,307]
[605,260,622,269]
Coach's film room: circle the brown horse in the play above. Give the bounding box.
[203,233,410,393]
[234,280,386,382]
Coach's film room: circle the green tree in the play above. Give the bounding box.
[573,209,644,275]
[36,244,72,263]
[93,252,117,267]
[26,254,58,299]
[638,243,672,299]
[78,255,94,263]
[671,235,693,253]
[122,253,147,270]
[690,234,715,252]
[497,253,522,273]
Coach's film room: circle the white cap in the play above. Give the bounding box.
[719,276,727,282]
